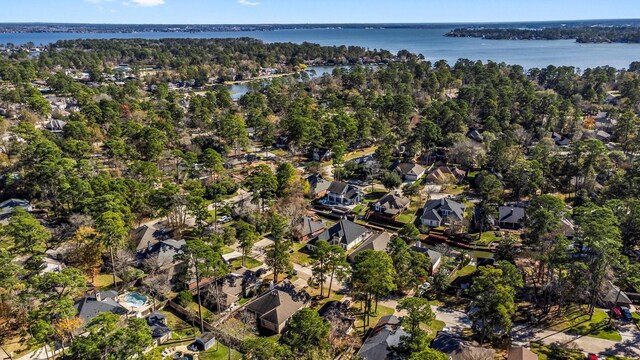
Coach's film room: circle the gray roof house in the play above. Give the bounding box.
[43,119,67,133]
[420,199,466,228]
[74,291,127,325]
[394,163,426,181]
[245,289,305,334]
[146,312,172,345]
[431,332,496,360]
[326,181,364,206]
[357,315,409,360]
[309,219,372,251]
[306,174,331,198]
[293,216,326,242]
[498,206,526,229]
[130,224,165,255]
[0,198,32,216]
[410,242,443,274]
[348,232,392,262]
[371,192,410,218]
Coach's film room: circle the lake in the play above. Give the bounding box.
[2,27,639,69]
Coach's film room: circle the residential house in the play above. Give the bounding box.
[356,315,410,360]
[420,198,466,228]
[425,166,466,185]
[467,129,484,143]
[0,198,32,217]
[232,194,261,217]
[508,346,538,360]
[309,219,372,251]
[595,113,617,132]
[306,174,332,199]
[293,216,326,242]
[394,163,426,181]
[74,291,128,325]
[146,312,172,345]
[498,205,526,229]
[602,281,633,307]
[203,274,245,311]
[195,332,216,351]
[43,119,67,133]
[552,132,571,147]
[326,181,364,205]
[410,242,443,274]
[130,224,166,256]
[431,332,496,360]
[312,149,332,162]
[595,130,612,143]
[245,289,305,333]
[348,232,392,262]
[371,192,410,218]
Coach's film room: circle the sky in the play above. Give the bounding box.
[0,0,639,24]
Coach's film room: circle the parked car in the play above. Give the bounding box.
[611,307,622,319]
[218,215,231,224]
[586,354,601,360]
[621,307,633,321]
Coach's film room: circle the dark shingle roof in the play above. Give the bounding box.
[306,174,331,195]
[246,289,304,327]
[349,232,391,261]
[357,315,409,360]
[374,193,410,215]
[316,219,369,247]
[130,224,162,252]
[295,216,325,238]
[328,181,349,195]
[74,296,127,324]
[421,199,465,222]
[395,163,426,177]
[498,206,525,224]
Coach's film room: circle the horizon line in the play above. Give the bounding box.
[0,18,639,27]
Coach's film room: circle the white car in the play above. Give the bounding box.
[217,216,231,223]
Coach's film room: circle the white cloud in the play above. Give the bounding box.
[128,0,165,7]
[238,0,260,6]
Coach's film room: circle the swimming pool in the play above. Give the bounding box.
[123,292,147,307]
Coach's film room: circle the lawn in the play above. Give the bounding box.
[305,286,345,309]
[290,242,312,266]
[396,213,415,224]
[89,274,122,289]
[424,319,446,339]
[160,309,197,340]
[185,301,219,324]
[547,306,621,341]
[230,256,262,270]
[530,342,583,360]
[344,146,378,161]
[453,265,476,279]
[469,231,501,246]
[221,245,235,255]
[198,343,242,360]
[353,304,396,333]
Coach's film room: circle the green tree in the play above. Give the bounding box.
[265,214,291,283]
[242,337,292,360]
[281,308,331,355]
[408,348,449,360]
[236,221,258,267]
[247,164,278,212]
[351,250,396,328]
[96,211,128,290]
[276,162,297,196]
[476,171,503,203]
[1,209,50,258]
[381,170,402,191]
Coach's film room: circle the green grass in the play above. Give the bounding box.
[453,265,476,279]
[221,246,235,255]
[344,146,378,161]
[230,256,262,269]
[90,274,122,289]
[424,319,446,339]
[198,343,242,360]
[396,213,415,224]
[305,286,345,309]
[160,310,198,340]
[548,306,621,341]
[353,304,395,332]
[530,342,583,360]
[469,231,501,245]
[291,243,313,266]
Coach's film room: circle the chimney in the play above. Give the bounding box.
[95,292,102,302]
[440,198,445,205]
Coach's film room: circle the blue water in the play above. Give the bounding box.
[123,292,147,307]
[1,27,639,69]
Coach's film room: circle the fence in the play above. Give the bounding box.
[166,300,244,352]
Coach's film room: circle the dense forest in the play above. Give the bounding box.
[1,37,640,359]
[446,26,640,43]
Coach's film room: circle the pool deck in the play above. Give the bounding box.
[116,292,154,315]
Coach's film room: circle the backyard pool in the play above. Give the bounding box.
[123,292,147,307]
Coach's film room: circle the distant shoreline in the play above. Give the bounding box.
[1,19,639,34]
